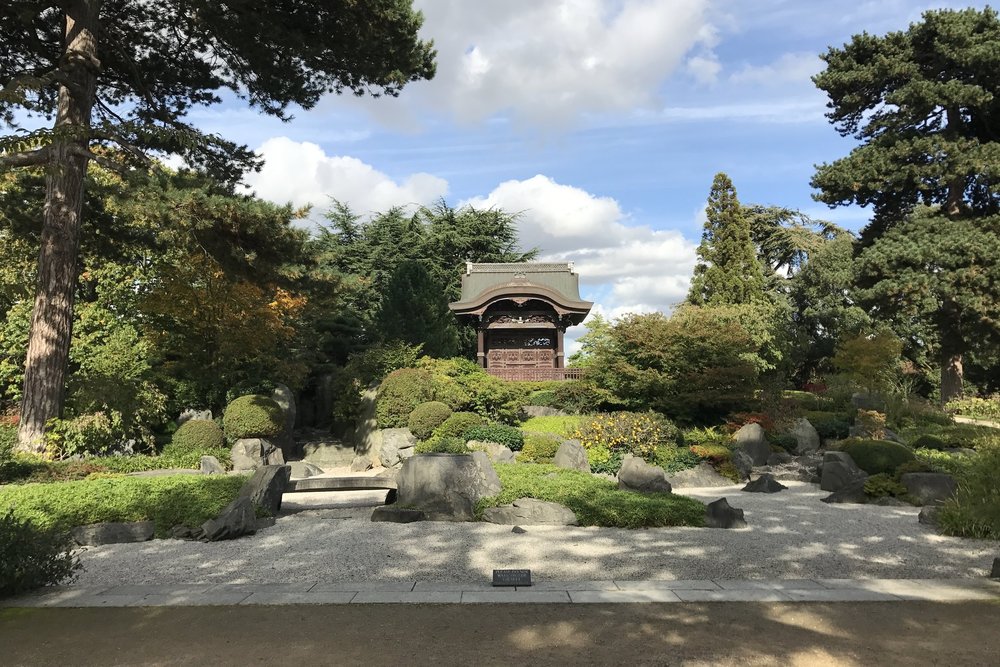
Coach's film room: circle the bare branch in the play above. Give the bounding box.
[68,145,131,175]
[0,146,51,169]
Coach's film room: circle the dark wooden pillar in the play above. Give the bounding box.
[477,327,486,367]
[555,328,564,369]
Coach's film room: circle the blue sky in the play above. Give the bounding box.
[174,0,989,346]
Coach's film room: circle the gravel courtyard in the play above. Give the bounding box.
[73,482,998,586]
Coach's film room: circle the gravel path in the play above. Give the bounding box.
[74,482,998,586]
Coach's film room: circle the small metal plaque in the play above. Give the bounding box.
[493,569,531,587]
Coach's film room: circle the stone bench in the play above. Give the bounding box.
[283,476,398,503]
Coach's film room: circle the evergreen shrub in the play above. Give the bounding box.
[375,368,434,428]
[407,401,453,440]
[463,423,524,451]
[517,433,563,463]
[170,419,224,452]
[414,436,468,455]
[432,412,484,440]
[803,411,851,440]
[223,395,284,440]
[839,439,915,475]
[573,412,680,463]
[938,442,1000,539]
[0,510,80,597]
[863,473,908,499]
[909,434,947,451]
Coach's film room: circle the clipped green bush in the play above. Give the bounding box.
[433,412,484,440]
[375,368,435,428]
[769,434,797,452]
[463,423,524,451]
[517,433,563,464]
[803,411,851,440]
[407,401,453,440]
[479,464,706,529]
[223,395,284,440]
[653,445,699,473]
[552,381,613,414]
[863,473,908,499]
[839,439,915,475]
[909,434,948,451]
[520,415,587,438]
[526,389,558,407]
[0,509,80,597]
[170,419,224,452]
[414,436,468,455]
[938,443,1000,540]
[0,474,246,537]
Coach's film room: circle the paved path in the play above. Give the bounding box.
[3,599,999,666]
[4,577,999,607]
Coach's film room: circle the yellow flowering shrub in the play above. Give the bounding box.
[573,412,679,465]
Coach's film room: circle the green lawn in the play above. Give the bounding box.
[479,463,705,529]
[519,414,588,437]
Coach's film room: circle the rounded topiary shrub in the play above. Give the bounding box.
[463,423,525,451]
[517,432,562,463]
[223,395,284,440]
[408,401,453,440]
[376,368,435,428]
[170,419,224,452]
[433,412,484,440]
[840,439,915,475]
[414,436,469,455]
[909,434,948,451]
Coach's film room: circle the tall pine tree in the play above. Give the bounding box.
[688,173,766,306]
[375,260,460,359]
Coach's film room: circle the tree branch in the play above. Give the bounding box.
[68,144,131,175]
[0,146,50,168]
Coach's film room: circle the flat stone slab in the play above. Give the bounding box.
[284,476,398,493]
[5,579,998,607]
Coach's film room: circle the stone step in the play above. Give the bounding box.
[284,476,397,493]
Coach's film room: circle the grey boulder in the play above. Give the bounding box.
[71,521,154,546]
[553,439,590,473]
[734,423,770,466]
[788,418,820,454]
[705,497,747,529]
[617,454,672,494]
[396,453,501,521]
[742,474,787,493]
[466,440,516,464]
[666,462,733,488]
[482,497,578,526]
[918,505,941,528]
[288,461,325,479]
[199,455,225,475]
[238,464,291,516]
[900,472,957,506]
[350,455,372,472]
[231,438,284,472]
[820,451,867,492]
[730,449,754,481]
[371,507,426,523]
[821,478,869,504]
[200,497,258,541]
[379,428,417,469]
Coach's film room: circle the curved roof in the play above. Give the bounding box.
[450,262,593,322]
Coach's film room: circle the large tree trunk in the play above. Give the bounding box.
[16,1,100,452]
[939,326,964,406]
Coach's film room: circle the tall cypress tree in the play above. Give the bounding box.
[688,173,766,306]
[375,260,460,359]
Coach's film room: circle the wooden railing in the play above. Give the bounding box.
[486,367,584,382]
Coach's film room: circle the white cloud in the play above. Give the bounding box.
[686,54,722,85]
[463,175,698,314]
[730,51,823,85]
[244,137,448,217]
[357,0,714,126]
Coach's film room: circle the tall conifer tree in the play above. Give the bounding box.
[688,173,766,306]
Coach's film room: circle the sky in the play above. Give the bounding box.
[177,0,989,351]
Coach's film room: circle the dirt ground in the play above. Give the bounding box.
[3,600,999,666]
